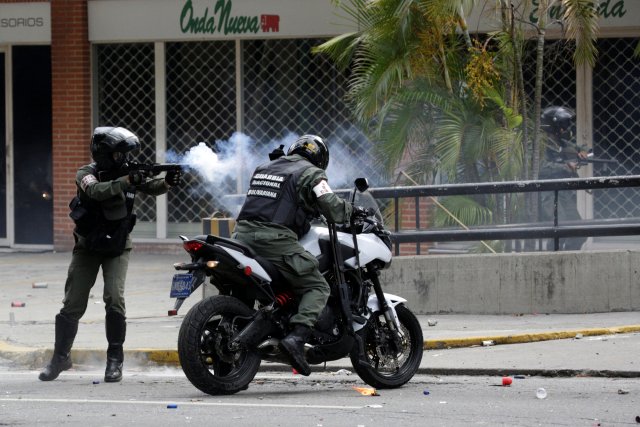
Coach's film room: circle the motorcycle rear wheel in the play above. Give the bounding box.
[350,304,423,389]
[178,295,261,395]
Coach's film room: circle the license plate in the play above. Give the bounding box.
[170,273,196,298]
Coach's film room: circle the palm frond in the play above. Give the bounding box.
[313,33,360,70]
[562,0,599,66]
[489,126,523,179]
[484,87,523,129]
[417,0,475,18]
[376,100,421,171]
[433,115,463,166]
[433,195,493,227]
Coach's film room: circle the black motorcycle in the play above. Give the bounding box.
[170,178,423,395]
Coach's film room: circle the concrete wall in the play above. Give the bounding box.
[381,250,640,315]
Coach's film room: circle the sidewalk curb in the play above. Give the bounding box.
[2,324,640,373]
[423,324,640,350]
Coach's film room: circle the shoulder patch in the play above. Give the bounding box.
[312,180,333,198]
[80,174,98,192]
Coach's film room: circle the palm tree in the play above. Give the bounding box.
[315,0,599,248]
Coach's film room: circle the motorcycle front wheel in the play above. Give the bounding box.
[178,295,261,395]
[350,304,423,389]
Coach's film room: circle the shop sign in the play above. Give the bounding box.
[88,0,639,43]
[180,0,277,35]
[0,3,50,44]
[88,0,351,42]
[468,0,637,34]
[529,0,627,24]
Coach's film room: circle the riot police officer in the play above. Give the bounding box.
[233,135,353,376]
[39,127,183,382]
[539,106,588,250]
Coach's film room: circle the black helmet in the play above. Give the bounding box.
[540,106,575,138]
[287,134,329,170]
[90,126,140,170]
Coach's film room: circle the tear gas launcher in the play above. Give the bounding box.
[577,152,618,167]
[98,161,188,182]
[553,151,618,168]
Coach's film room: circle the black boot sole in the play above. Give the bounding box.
[279,341,311,376]
[38,359,72,381]
[104,360,123,382]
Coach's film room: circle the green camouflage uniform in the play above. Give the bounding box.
[60,164,169,320]
[233,155,352,328]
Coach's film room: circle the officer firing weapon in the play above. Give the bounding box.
[98,161,188,182]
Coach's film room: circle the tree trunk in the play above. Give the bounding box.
[531,0,549,226]
[457,5,473,50]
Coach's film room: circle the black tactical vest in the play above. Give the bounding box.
[237,157,312,237]
[69,165,137,256]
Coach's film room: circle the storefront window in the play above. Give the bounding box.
[96,43,156,237]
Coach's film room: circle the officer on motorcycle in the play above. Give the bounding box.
[233,134,354,376]
[39,127,183,383]
[539,106,588,250]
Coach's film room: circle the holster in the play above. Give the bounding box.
[68,196,96,236]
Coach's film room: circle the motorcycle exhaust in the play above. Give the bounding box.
[257,338,290,365]
[257,338,314,366]
[257,338,281,357]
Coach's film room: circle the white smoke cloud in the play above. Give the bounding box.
[166,129,382,215]
[167,131,297,190]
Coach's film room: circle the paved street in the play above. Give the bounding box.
[1,251,640,377]
[1,251,640,425]
[1,370,638,426]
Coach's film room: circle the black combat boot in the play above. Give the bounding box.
[104,311,126,383]
[279,324,311,376]
[39,313,79,381]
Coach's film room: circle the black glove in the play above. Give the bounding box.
[268,144,286,161]
[128,170,145,186]
[351,206,367,221]
[165,169,183,187]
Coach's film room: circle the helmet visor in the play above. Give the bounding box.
[111,151,127,167]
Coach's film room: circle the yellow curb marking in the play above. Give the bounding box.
[3,325,640,365]
[424,324,640,350]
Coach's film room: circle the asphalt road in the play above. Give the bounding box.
[1,369,638,426]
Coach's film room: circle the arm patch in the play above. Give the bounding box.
[80,174,98,192]
[312,180,333,198]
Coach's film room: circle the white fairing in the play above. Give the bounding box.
[219,246,272,282]
[367,293,406,312]
[299,225,392,267]
[352,293,407,332]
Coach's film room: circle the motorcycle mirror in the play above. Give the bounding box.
[354,178,369,193]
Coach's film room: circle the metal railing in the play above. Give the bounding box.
[362,175,640,255]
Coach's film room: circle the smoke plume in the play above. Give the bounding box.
[166,129,383,215]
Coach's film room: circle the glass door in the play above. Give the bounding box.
[12,45,52,245]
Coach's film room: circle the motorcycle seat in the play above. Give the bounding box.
[204,234,287,285]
